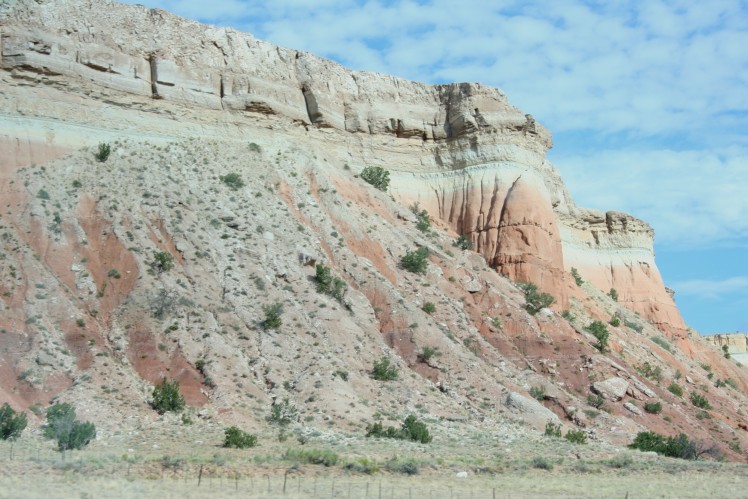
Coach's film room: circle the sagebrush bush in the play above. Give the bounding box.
[219,172,245,190]
[371,357,398,381]
[0,403,27,441]
[262,303,283,330]
[400,247,429,274]
[223,426,258,448]
[284,448,339,467]
[150,378,185,414]
[421,302,436,314]
[360,166,390,191]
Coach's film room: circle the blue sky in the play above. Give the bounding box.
[122,0,748,334]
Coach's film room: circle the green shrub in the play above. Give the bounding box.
[421,302,436,314]
[625,319,644,333]
[412,207,431,232]
[223,426,258,448]
[43,403,96,452]
[651,336,673,353]
[385,458,419,475]
[609,315,621,327]
[667,383,683,397]
[544,422,562,438]
[644,402,663,414]
[248,143,261,153]
[561,310,575,321]
[518,282,555,315]
[150,251,174,274]
[366,415,432,444]
[150,378,186,414]
[262,303,283,330]
[314,264,347,303]
[360,166,390,191]
[219,173,245,190]
[690,392,711,410]
[571,267,584,286]
[343,458,379,474]
[419,346,440,363]
[400,247,429,274]
[371,357,398,381]
[565,429,587,444]
[37,189,50,200]
[635,362,663,383]
[284,448,339,467]
[609,288,619,301]
[95,142,111,162]
[453,234,473,250]
[530,385,546,401]
[587,394,606,409]
[585,320,610,352]
[0,403,27,441]
[268,398,298,426]
[629,431,707,460]
[532,456,553,470]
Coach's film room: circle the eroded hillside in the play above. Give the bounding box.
[1,0,748,462]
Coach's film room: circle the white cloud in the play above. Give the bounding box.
[671,276,748,300]
[553,145,748,248]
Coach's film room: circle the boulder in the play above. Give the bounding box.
[592,377,629,401]
[624,402,642,416]
[504,391,560,429]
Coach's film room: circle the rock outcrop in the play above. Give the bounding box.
[1,1,680,332]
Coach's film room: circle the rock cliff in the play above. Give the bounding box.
[0,0,684,335]
[5,0,746,463]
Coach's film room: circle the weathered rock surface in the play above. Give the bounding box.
[504,391,560,429]
[592,377,629,401]
[0,0,684,329]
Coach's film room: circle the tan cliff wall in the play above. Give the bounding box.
[704,333,748,365]
[0,0,683,335]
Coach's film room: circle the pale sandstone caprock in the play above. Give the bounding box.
[0,0,683,335]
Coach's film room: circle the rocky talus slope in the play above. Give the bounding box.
[1,0,747,459]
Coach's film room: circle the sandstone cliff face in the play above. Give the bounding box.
[5,0,748,463]
[1,0,679,332]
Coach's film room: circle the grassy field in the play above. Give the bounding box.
[2,428,748,498]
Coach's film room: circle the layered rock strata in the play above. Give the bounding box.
[0,0,684,334]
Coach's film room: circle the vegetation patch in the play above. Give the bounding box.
[366,415,432,444]
[518,282,555,315]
